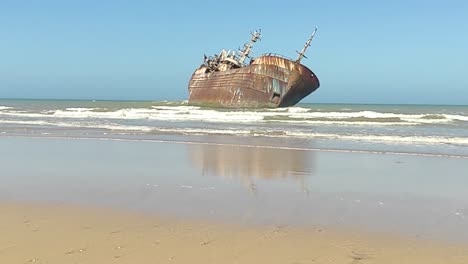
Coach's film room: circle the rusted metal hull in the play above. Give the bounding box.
[188,55,319,108]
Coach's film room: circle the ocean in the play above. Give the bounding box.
[1,99,467,157]
[2,99,468,242]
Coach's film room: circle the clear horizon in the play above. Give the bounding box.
[1,1,467,105]
[1,97,468,107]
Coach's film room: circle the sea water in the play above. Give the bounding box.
[1,99,468,242]
[0,99,467,157]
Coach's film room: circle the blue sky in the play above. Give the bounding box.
[0,0,467,104]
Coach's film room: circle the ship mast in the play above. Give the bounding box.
[296,26,318,63]
[238,30,261,65]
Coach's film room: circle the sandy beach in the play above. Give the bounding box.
[1,136,468,263]
[2,0,468,261]
[1,202,468,264]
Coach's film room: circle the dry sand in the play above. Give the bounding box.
[1,203,467,264]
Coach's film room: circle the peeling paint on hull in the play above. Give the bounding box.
[188,55,320,108]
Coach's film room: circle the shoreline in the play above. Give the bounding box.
[2,134,468,159]
[1,202,468,264]
[1,135,468,262]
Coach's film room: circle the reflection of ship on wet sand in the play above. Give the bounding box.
[187,143,314,193]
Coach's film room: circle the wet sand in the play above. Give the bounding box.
[1,202,468,264]
[1,136,468,263]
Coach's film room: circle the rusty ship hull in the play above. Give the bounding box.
[188,55,319,108]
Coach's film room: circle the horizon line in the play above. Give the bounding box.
[0,97,466,107]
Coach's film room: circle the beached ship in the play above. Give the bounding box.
[188,28,320,108]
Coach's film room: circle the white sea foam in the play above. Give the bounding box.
[0,120,154,132]
[266,107,310,113]
[286,110,454,123]
[272,120,411,126]
[0,111,52,118]
[51,107,267,123]
[1,119,467,146]
[1,106,467,126]
[0,106,12,110]
[444,114,468,122]
[151,105,200,111]
[49,108,465,125]
[65,107,99,112]
[287,107,310,113]
[285,132,468,145]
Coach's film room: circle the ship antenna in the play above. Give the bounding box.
[296,26,318,63]
[238,29,262,65]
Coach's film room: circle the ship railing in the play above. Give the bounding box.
[260,53,295,61]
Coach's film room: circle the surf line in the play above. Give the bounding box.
[2,134,468,160]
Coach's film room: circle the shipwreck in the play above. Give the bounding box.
[188,28,320,108]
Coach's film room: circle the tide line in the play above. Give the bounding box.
[1,134,468,159]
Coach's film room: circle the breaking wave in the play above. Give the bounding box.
[1,119,468,146]
[1,102,467,154]
[0,106,12,110]
[1,105,467,125]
